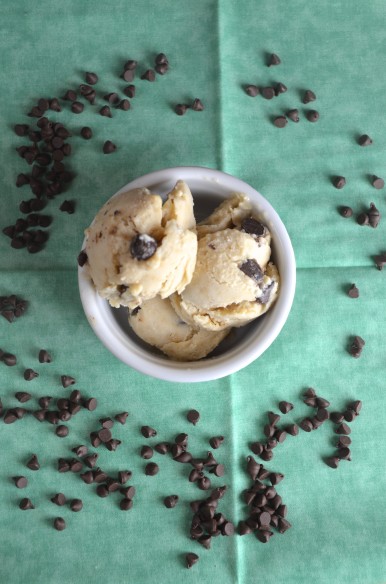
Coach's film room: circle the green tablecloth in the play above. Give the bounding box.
[1,2,386,583]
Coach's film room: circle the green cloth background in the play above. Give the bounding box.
[1,1,386,583]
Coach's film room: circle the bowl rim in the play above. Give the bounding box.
[78,166,296,382]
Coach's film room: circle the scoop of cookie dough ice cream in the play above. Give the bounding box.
[129,295,230,361]
[171,202,279,331]
[84,180,197,309]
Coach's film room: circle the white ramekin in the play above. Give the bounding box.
[78,167,296,382]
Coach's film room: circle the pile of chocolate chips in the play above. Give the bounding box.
[244,53,319,126]
[5,52,189,254]
[239,456,290,542]
[0,294,28,323]
[188,485,234,556]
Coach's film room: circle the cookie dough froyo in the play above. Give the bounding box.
[170,194,279,331]
[129,295,229,361]
[84,180,197,309]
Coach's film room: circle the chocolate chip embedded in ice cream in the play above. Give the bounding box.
[84,181,197,309]
[130,234,158,260]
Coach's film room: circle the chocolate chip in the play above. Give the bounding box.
[316,397,330,408]
[84,398,98,411]
[375,253,386,270]
[286,109,299,122]
[70,499,83,512]
[241,217,266,237]
[145,462,159,476]
[358,134,372,146]
[130,235,158,261]
[102,140,116,154]
[121,69,135,82]
[99,105,112,118]
[368,202,380,228]
[250,442,264,456]
[71,445,87,458]
[268,53,281,66]
[240,259,263,282]
[175,104,188,116]
[273,116,287,128]
[13,476,28,488]
[80,126,93,140]
[349,335,365,358]
[77,250,88,268]
[155,53,168,65]
[275,429,287,443]
[335,423,351,435]
[19,498,34,510]
[186,409,200,425]
[325,456,339,469]
[115,412,128,424]
[261,87,275,100]
[348,400,362,415]
[275,82,287,95]
[141,69,155,81]
[336,436,351,448]
[333,176,346,189]
[15,392,32,403]
[302,90,316,104]
[27,454,40,470]
[51,493,66,506]
[1,352,17,366]
[118,99,130,111]
[246,456,261,481]
[140,445,154,459]
[14,124,30,136]
[83,453,98,469]
[69,459,83,472]
[71,101,84,114]
[124,59,137,70]
[316,408,329,422]
[372,176,384,189]
[209,436,224,449]
[238,521,252,535]
[124,85,136,98]
[186,553,199,569]
[120,498,133,511]
[245,85,259,97]
[192,98,204,111]
[299,418,313,432]
[23,368,38,381]
[267,412,280,426]
[347,284,359,298]
[53,517,66,531]
[278,401,293,414]
[340,206,353,218]
[83,72,98,85]
[255,529,273,543]
[60,200,75,214]
[303,396,317,407]
[99,417,114,429]
[155,442,170,454]
[337,447,351,461]
[61,375,75,388]
[119,486,135,500]
[306,110,319,122]
[56,425,69,438]
[164,495,179,508]
[96,484,109,498]
[98,428,112,443]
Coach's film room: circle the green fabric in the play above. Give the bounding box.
[1,2,386,583]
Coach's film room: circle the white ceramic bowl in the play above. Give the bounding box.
[78,166,296,382]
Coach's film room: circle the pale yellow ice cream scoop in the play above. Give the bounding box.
[129,295,229,361]
[84,180,197,309]
[170,193,280,331]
